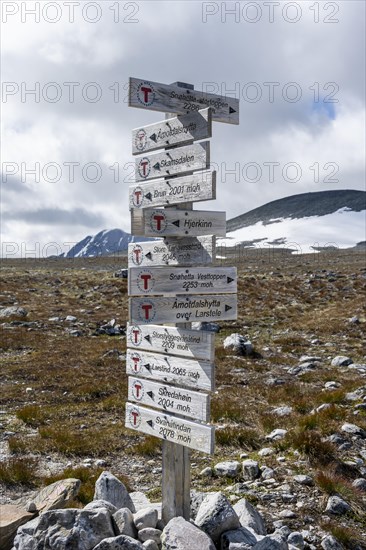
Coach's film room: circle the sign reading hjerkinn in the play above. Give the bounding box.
[135,142,209,182]
[128,77,239,125]
[128,236,215,268]
[129,294,237,325]
[128,266,237,296]
[128,377,210,422]
[126,323,215,361]
[131,209,226,238]
[129,171,216,210]
[132,108,212,155]
[126,349,214,392]
[125,403,215,454]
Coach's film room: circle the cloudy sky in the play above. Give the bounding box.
[1,0,365,257]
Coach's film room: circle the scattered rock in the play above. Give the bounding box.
[341,422,366,437]
[325,495,351,515]
[114,269,128,279]
[293,475,313,486]
[113,507,137,538]
[84,500,117,514]
[194,492,240,544]
[266,429,287,441]
[352,478,366,491]
[242,459,260,481]
[214,461,241,478]
[223,333,253,356]
[272,406,293,416]
[161,516,215,550]
[0,306,28,319]
[258,447,274,457]
[134,508,158,531]
[331,356,353,367]
[200,467,213,477]
[321,534,344,549]
[288,531,304,549]
[138,527,162,544]
[94,472,135,512]
[221,526,258,548]
[191,322,220,332]
[233,497,266,535]
[94,535,144,549]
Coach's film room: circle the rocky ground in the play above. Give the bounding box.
[0,250,365,549]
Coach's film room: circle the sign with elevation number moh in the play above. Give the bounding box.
[126,403,215,454]
[126,349,214,392]
[129,171,216,209]
[128,377,210,422]
[128,236,215,268]
[129,294,237,325]
[128,266,237,296]
[128,77,239,125]
[132,108,212,155]
[126,323,215,362]
[135,142,209,182]
[131,209,226,238]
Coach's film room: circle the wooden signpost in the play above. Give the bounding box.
[126,349,215,391]
[126,78,239,523]
[135,142,210,181]
[129,170,216,209]
[132,108,212,154]
[126,323,215,361]
[128,236,215,267]
[131,208,226,238]
[129,77,239,125]
[128,266,237,296]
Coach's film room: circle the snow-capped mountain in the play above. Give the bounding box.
[62,190,365,258]
[62,229,152,258]
[221,190,365,254]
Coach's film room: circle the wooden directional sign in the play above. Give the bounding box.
[132,108,212,155]
[129,294,237,325]
[135,142,209,182]
[125,403,214,454]
[128,77,239,125]
[128,236,215,268]
[126,349,214,392]
[129,171,216,210]
[126,323,215,361]
[131,209,226,238]
[128,266,237,296]
[128,377,210,422]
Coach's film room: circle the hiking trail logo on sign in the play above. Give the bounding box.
[137,300,157,323]
[136,270,155,293]
[149,211,167,234]
[132,379,144,400]
[137,81,155,106]
[129,325,143,346]
[138,157,151,179]
[132,186,144,207]
[130,352,142,373]
[135,129,147,151]
[128,406,142,428]
[130,244,144,266]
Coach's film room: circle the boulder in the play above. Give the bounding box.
[223,333,253,356]
[325,495,351,515]
[0,505,35,550]
[134,507,158,531]
[214,461,241,478]
[31,478,81,512]
[287,532,304,549]
[194,492,240,544]
[138,527,162,544]
[242,460,260,481]
[84,500,117,514]
[129,491,152,512]
[253,535,288,549]
[221,526,258,549]
[14,508,115,550]
[341,423,366,437]
[113,508,137,538]
[331,356,353,367]
[161,516,215,550]
[233,498,266,536]
[0,306,28,319]
[94,471,135,511]
[142,541,159,550]
[321,534,344,549]
[93,535,144,549]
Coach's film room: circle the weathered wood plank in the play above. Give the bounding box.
[132,108,212,155]
[129,171,216,209]
[131,209,226,238]
[128,77,239,125]
[135,142,210,182]
[126,323,215,361]
[128,377,210,422]
[128,236,215,268]
[125,403,214,454]
[128,266,237,296]
[129,294,237,325]
[126,349,215,392]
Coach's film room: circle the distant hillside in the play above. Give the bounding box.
[227,190,366,232]
[62,229,152,258]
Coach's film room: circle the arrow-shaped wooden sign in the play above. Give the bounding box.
[131,209,226,238]
[132,108,212,155]
[135,142,209,182]
[128,77,239,125]
[126,349,214,392]
[128,236,215,268]
[128,377,210,422]
[125,403,215,454]
[128,266,237,296]
[129,171,216,209]
[126,323,215,361]
[129,294,237,325]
